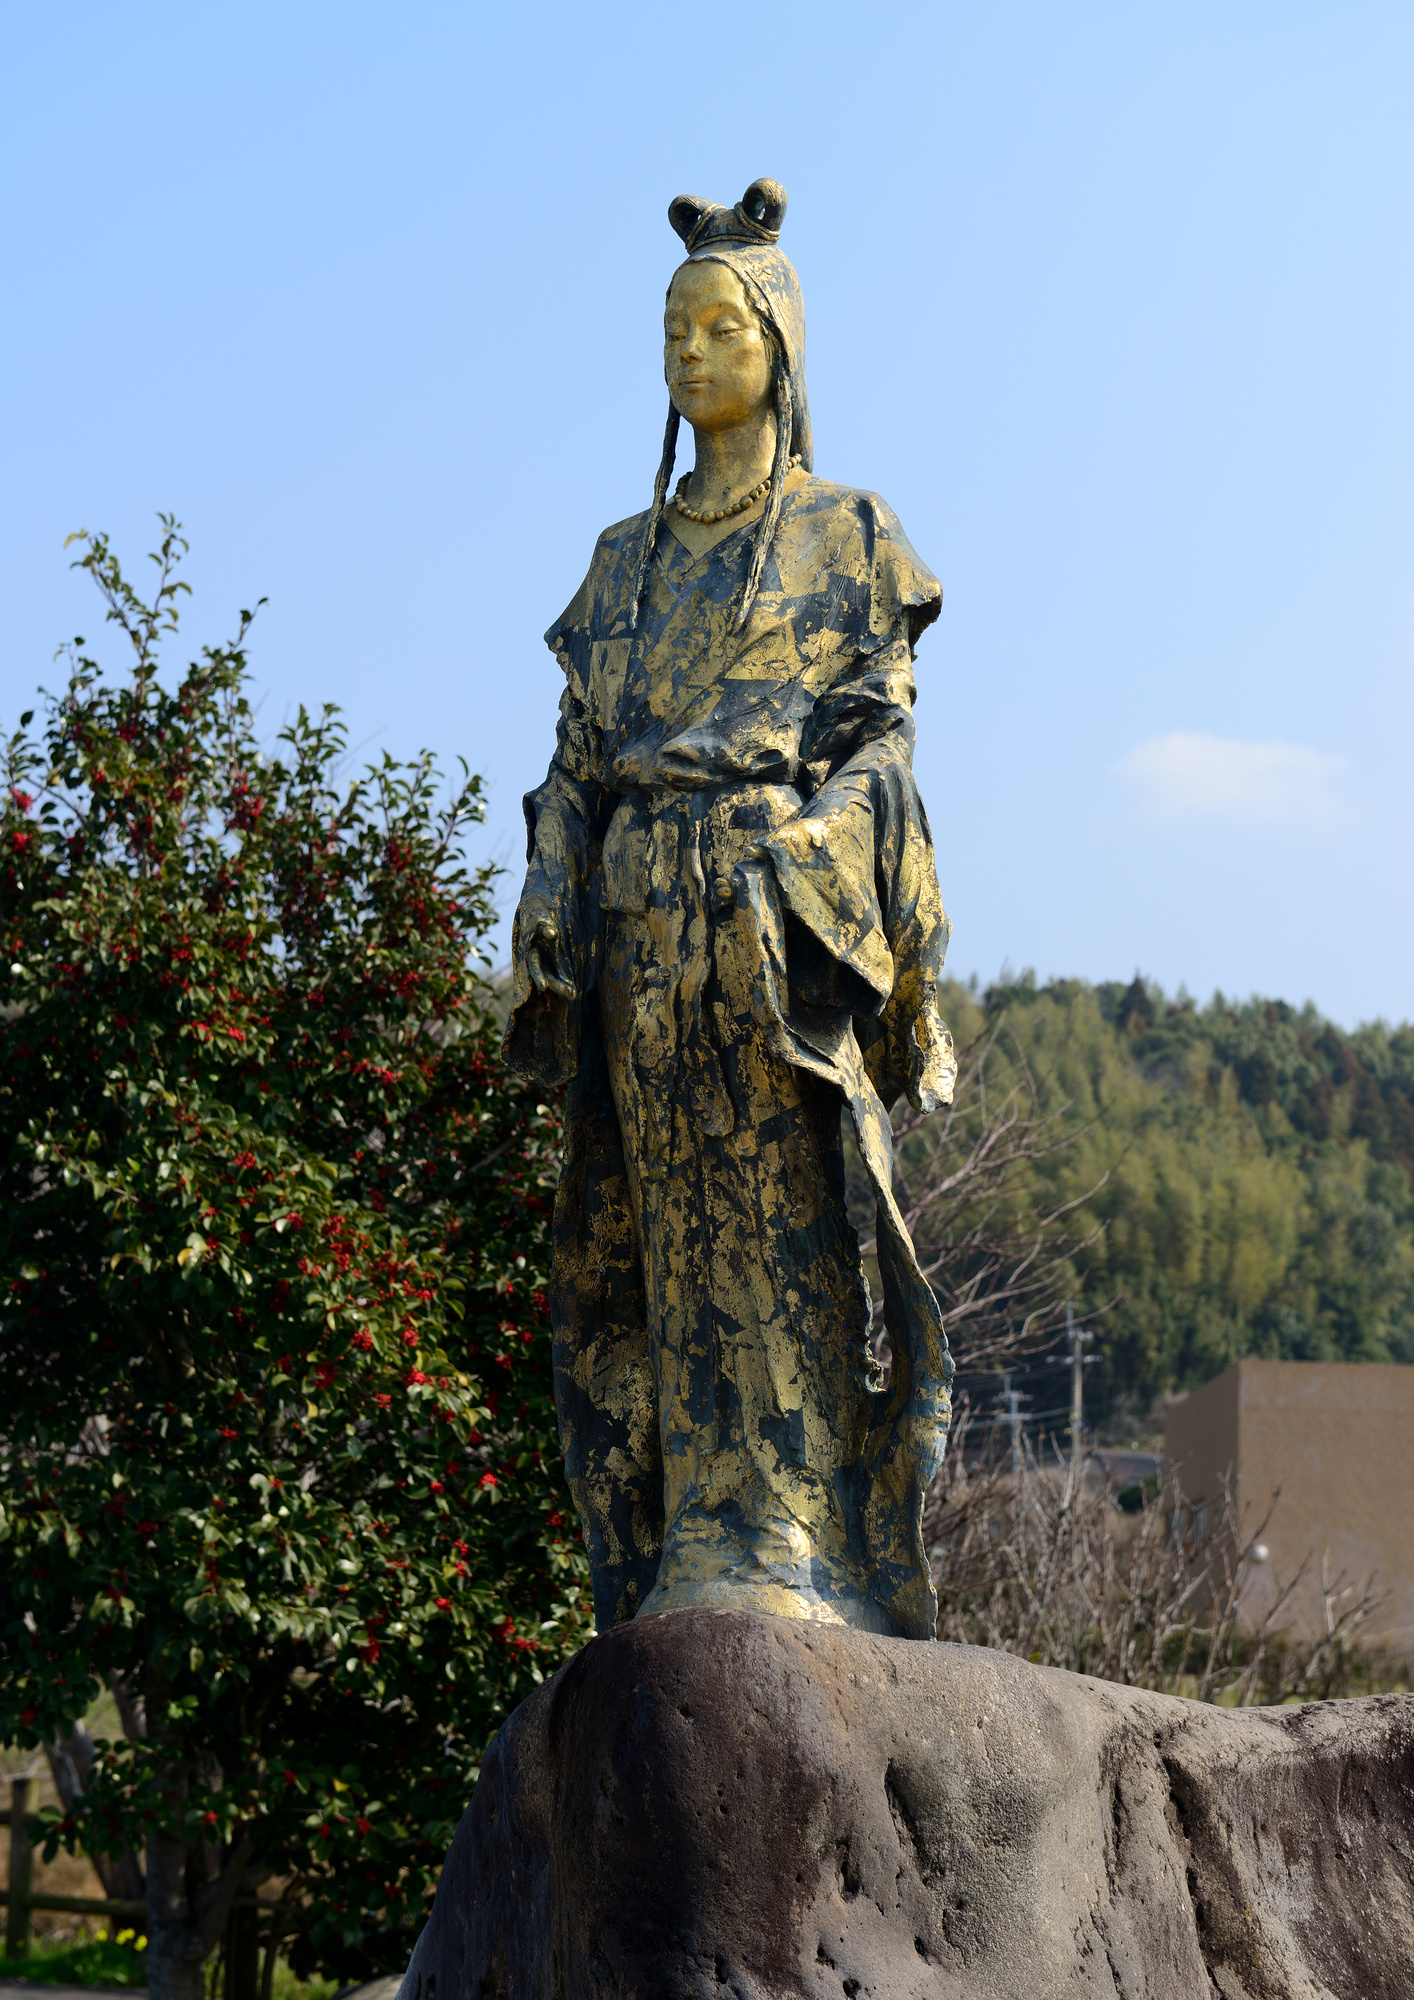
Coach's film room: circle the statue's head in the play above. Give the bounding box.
[664,179,811,470]
[632,179,811,632]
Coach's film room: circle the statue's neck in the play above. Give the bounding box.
[682,411,778,512]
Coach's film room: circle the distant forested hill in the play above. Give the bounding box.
[935,975,1414,1428]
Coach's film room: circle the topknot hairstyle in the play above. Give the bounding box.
[668,177,789,252]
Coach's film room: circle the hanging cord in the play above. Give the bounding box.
[736,369,795,631]
[630,402,681,631]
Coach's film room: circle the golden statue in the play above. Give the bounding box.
[505,179,956,1641]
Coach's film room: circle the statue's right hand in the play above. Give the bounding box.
[524,919,577,1002]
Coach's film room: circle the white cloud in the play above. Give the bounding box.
[1115,732,1349,830]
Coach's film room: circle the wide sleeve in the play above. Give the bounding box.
[746,493,954,1115]
[794,493,940,790]
[502,622,613,1091]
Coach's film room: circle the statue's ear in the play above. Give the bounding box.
[738,178,788,238]
[668,195,711,246]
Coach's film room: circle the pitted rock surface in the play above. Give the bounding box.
[399,1609,1414,1999]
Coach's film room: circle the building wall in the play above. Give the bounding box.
[1163,1367,1240,1538]
[1164,1360,1414,1649]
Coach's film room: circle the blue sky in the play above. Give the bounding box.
[2,3,1410,1025]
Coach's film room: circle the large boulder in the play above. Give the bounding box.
[401,1608,1414,1999]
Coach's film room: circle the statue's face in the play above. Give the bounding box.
[664,261,773,434]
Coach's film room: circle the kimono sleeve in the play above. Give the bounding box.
[798,494,941,776]
[859,494,942,651]
[740,490,953,1113]
[502,625,612,1089]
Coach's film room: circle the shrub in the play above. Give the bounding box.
[0,522,591,2000]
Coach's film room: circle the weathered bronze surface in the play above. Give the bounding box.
[505,179,956,1641]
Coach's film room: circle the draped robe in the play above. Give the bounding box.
[504,475,957,1640]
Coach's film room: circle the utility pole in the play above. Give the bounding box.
[998,1373,1027,1483]
[1065,1301,1094,1496]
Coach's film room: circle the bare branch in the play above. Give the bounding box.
[924,1425,1387,1701]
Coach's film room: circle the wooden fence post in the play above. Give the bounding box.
[226,1899,260,2000]
[5,1774,35,1958]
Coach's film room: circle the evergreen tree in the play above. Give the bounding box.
[932,973,1414,1420]
[0,524,590,2000]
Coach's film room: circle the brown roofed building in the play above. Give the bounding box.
[1164,1359,1414,1649]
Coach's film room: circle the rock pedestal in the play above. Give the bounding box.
[401,1609,1414,1999]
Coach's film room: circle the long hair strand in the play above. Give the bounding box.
[630,401,681,630]
[737,370,794,630]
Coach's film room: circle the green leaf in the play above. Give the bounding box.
[0,519,589,1984]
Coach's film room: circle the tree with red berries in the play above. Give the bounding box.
[0,522,590,2000]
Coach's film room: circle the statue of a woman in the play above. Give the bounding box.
[505,180,956,1641]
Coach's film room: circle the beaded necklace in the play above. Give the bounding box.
[672,455,802,526]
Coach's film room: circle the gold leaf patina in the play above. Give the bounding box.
[505,180,956,1641]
